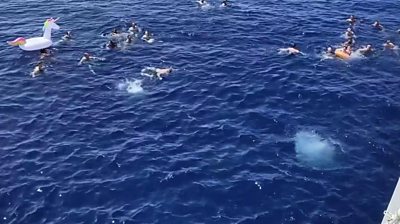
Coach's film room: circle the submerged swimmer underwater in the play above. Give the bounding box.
[1,0,400,223]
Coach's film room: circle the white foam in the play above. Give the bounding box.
[145,38,155,44]
[117,79,144,94]
[197,1,212,9]
[319,52,335,60]
[294,131,339,168]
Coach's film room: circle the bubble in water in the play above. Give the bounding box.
[294,131,339,168]
[117,79,144,94]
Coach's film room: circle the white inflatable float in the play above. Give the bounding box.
[7,18,60,51]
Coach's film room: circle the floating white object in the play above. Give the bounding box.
[7,18,60,51]
[382,178,400,224]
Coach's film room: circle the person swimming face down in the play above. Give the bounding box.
[287,43,300,55]
[373,20,383,30]
[155,67,173,80]
[360,44,373,55]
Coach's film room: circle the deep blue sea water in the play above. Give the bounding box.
[1,0,400,223]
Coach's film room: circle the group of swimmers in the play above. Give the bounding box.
[32,31,73,77]
[281,15,398,59]
[31,13,400,77]
[104,22,154,49]
[33,20,172,79]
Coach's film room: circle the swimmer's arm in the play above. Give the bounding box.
[78,58,86,65]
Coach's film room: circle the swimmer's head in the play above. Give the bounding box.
[386,40,391,44]
[366,44,372,49]
[290,43,297,48]
[347,28,352,32]
[84,52,91,59]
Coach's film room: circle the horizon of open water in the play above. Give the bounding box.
[1,0,400,223]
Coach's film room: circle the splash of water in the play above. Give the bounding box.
[294,131,339,168]
[117,79,144,94]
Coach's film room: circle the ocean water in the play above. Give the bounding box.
[1,0,400,223]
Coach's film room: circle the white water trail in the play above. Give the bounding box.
[294,131,340,168]
[117,79,144,94]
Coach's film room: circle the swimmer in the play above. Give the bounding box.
[78,52,103,65]
[286,43,300,55]
[142,31,154,43]
[397,29,400,34]
[384,40,396,49]
[221,0,228,7]
[359,44,373,55]
[345,27,355,39]
[142,30,151,40]
[31,62,45,77]
[142,67,173,80]
[40,48,51,59]
[128,22,139,33]
[197,0,207,5]
[373,20,383,30]
[346,15,356,25]
[344,45,352,55]
[126,35,133,44]
[62,31,72,40]
[155,68,173,80]
[106,40,118,49]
